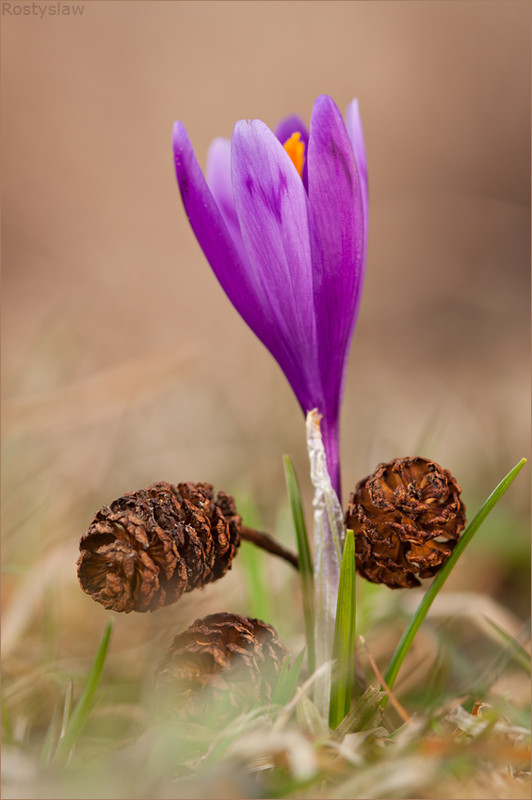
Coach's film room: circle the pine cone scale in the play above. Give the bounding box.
[345,457,466,589]
[77,482,241,613]
[155,613,286,715]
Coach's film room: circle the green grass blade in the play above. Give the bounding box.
[52,620,113,765]
[332,685,385,740]
[40,678,74,767]
[383,458,527,697]
[272,648,306,705]
[483,616,531,675]
[239,541,272,621]
[283,455,315,674]
[59,678,74,739]
[39,706,61,767]
[329,530,356,729]
[1,694,14,743]
[237,494,272,621]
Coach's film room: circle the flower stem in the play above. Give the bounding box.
[321,413,342,503]
[306,410,344,717]
[240,526,299,570]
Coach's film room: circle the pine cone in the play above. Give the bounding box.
[345,457,466,589]
[77,482,241,613]
[154,613,286,714]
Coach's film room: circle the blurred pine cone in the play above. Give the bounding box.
[77,482,241,613]
[154,613,286,714]
[345,457,466,589]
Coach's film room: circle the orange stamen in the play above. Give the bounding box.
[283,131,305,178]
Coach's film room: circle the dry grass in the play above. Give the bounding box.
[2,445,530,799]
[2,313,530,800]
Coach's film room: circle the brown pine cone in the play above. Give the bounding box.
[154,613,286,714]
[77,482,241,613]
[345,457,466,589]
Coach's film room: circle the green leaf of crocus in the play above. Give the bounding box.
[283,454,315,674]
[329,529,356,729]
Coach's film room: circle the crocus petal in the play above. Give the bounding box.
[345,99,369,240]
[307,95,366,478]
[231,118,322,412]
[173,122,283,350]
[206,136,249,265]
[206,137,239,232]
[173,96,369,501]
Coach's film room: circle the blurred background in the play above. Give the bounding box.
[2,1,530,794]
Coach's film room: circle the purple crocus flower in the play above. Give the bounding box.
[172,95,368,498]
